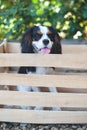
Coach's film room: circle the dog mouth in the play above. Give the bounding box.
[32,44,51,54]
[39,47,51,54]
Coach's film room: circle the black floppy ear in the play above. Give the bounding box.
[21,27,34,53]
[49,27,62,54]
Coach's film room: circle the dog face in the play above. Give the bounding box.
[21,25,62,54]
[32,26,54,54]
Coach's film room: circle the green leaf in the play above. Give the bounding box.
[82,10,87,18]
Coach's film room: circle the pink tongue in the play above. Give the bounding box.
[39,48,50,54]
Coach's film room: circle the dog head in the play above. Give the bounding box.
[21,25,62,54]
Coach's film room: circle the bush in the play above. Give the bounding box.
[0,0,87,40]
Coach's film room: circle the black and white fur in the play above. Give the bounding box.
[17,25,62,110]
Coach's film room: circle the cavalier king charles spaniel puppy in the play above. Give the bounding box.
[17,25,62,110]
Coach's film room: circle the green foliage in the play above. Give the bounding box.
[0,0,87,40]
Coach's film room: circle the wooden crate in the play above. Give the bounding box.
[0,40,87,124]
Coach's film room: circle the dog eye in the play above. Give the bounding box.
[37,31,43,36]
[34,32,42,40]
[47,31,53,37]
[36,33,43,38]
[37,33,42,36]
[47,34,52,38]
[47,33,54,41]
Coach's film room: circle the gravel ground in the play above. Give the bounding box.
[0,123,87,130]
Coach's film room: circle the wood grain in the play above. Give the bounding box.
[0,91,87,108]
[4,42,87,54]
[0,54,87,69]
[0,73,87,88]
[0,109,87,124]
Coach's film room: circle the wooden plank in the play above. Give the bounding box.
[63,45,87,54]
[5,42,21,53]
[0,54,87,69]
[5,43,87,54]
[0,73,87,88]
[0,109,87,124]
[0,91,87,108]
[61,39,87,44]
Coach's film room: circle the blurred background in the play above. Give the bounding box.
[0,0,87,40]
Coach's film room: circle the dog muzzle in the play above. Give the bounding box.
[33,44,51,54]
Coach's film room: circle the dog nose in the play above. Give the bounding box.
[43,39,49,46]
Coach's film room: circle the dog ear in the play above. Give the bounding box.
[49,27,62,54]
[21,27,34,53]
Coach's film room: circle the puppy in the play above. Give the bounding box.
[17,25,62,110]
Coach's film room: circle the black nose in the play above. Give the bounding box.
[43,39,49,46]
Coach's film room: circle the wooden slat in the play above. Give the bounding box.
[0,109,87,124]
[0,73,87,88]
[63,45,87,54]
[5,43,87,54]
[61,39,87,44]
[0,91,87,108]
[5,42,21,53]
[0,54,87,69]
